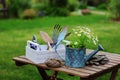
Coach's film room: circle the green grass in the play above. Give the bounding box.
[0,14,120,80]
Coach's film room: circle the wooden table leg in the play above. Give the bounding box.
[110,68,118,80]
[50,71,58,80]
[80,77,95,80]
[37,67,62,80]
[37,67,49,80]
[50,71,63,80]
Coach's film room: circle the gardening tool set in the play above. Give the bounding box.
[26,24,109,68]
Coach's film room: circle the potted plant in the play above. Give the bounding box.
[63,26,99,68]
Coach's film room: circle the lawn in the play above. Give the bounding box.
[0,14,120,80]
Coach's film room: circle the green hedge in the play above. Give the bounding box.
[109,0,120,20]
[8,0,32,18]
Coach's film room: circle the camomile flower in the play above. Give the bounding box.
[67,26,98,48]
[75,32,78,34]
[77,34,81,36]
[74,42,78,45]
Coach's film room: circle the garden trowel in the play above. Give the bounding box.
[40,31,53,44]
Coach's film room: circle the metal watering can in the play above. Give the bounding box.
[55,44,104,68]
[54,27,104,67]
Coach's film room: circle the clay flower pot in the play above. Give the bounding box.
[81,9,91,15]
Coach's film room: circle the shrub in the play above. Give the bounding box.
[87,0,110,7]
[31,3,45,17]
[68,3,76,11]
[49,0,68,7]
[32,0,70,16]
[79,4,87,9]
[22,9,37,19]
[30,0,71,16]
[32,3,45,11]
[52,7,69,16]
[109,0,120,20]
[47,0,69,16]
[8,0,32,18]
[97,3,108,10]
[44,7,69,16]
[67,0,79,11]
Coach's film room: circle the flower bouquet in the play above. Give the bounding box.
[64,26,98,49]
[63,26,101,68]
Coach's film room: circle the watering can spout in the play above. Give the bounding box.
[86,44,104,61]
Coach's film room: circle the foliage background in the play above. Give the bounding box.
[0,15,120,80]
[0,0,120,80]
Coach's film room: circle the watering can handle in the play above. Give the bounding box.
[54,27,68,60]
[55,42,65,61]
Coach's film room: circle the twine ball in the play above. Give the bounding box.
[45,59,62,68]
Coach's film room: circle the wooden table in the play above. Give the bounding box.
[13,51,120,80]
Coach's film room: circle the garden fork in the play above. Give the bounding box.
[52,24,62,44]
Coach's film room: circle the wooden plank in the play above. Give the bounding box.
[65,61,118,77]
[89,62,116,70]
[100,52,120,57]
[16,54,120,64]
[85,65,119,79]
[50,67,91,77]
[13,55,120,78]
[13,56,119,68]
[102,63,117,68]
[13,57,90,77]
[83,66,102,72]
[67,67,96,74]
[17,55,120,65]
[83,62,116,71]
[13,56,117,69]
[91,65,109,70]
[13,57,32,64]
[79,62,117,76]
[105,55,120,60]
[12,57,103,78]
[109,60,120,64]
[108,58,120,65]
[108,57,120,61]
[13,56,105,75]
[105,54,120,58]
